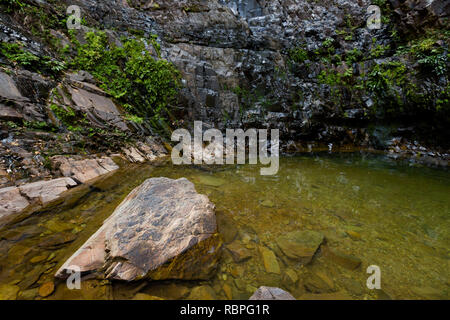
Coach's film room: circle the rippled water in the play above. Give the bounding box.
[0,153,449,300]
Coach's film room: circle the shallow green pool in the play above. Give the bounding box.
[0,153,449,300]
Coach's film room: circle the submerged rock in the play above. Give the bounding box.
[260,199,275,208]
[0,284,20,300]
[304,271,335,293]
[38,232,77,249]
[19,265,47,289]
[411,286,445,300]
[56,177,221,281]
[7,244,32,264]
[18,288,39,300]
[283,268,299,285]
[145,283,190,300]
[321,245,362,270]
[197,175,226,187]
[249,286,295,300]
[38,282,55,298]
[226,241,252,263]
[216,211,238,243]
[187,285,217,300]
[346,230,362,241]
[132,293,164,300]
[299,292,353,300]
[30,255,48,264]
[259,246,280,274]
[223,284,233,299]
[276,230,324,264]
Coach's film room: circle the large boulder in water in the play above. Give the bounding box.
[55,177,221,281]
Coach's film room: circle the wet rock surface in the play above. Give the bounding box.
[56,177,221,281]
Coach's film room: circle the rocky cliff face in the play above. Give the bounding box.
[74,0,448,146]
[0,0,449,186]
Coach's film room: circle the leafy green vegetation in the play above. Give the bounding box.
[50,104,76,125]
[370,44,390,59]
[68,31,180,125]
[124,114,144,124]
[0,0,25,12]
[23,120,55,131]
[345,48,363,64]
[1,0,23,6]
[289,47,309,64]
[50,103,95,133]
[366,61,407,95]
[295,23,450,121]
[0,42,65,76]
[407,36,448,76]
[318,65,353,87]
